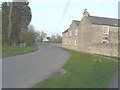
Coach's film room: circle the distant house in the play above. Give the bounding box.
[42,37,50,43]
[42,37,50,44]
[62,9,119,57]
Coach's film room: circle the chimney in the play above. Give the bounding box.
[83,9,89,17]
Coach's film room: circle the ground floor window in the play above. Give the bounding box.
[102,40,109,43]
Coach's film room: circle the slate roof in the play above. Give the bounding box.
[46,37,50,40]
[88,15,119,26]
[62,20,80,34]
[73,20,80,26]
[62,29,68,33]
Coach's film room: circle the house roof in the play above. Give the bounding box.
[62,20,80,34]
[88,15,119,26]
[73,20,80,26]
[46,37,50,40]
[62,29,68,33]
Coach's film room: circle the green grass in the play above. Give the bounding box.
[2,45,38,58]
[33,49,117,88]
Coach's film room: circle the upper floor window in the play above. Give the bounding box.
[103,26,109,34]
[70,31,72,36]
[75,29,78,36]
[75,40,77,46]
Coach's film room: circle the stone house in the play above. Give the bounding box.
[62,9,119,57]
[62,20,80,50]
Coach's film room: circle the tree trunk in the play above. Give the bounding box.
[8,2,13,45]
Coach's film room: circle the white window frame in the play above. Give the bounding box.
[102,40,109,43]
[75,40,77,46]
[75,28,78,36]
[103,26,109,34]
[69,31,71,36]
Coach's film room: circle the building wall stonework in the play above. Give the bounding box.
[62,21,79,50]
[77,16,93,52]
[62,10,119,57]
[89,43,118,57]
[91,24,118,44]
[62,32,68,48]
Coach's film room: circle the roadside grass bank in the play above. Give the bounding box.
[2,45,38,58]
[33,49,117,88]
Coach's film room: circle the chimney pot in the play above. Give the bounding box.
[83,9,89,17]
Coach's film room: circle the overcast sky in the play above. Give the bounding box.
[1,0,119,36]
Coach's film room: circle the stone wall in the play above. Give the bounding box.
[77,16,93,51]
[89,24,118,57]
[90,43,118,57]
[62,21,78,50]
[51,43,62,47]
[67,21,78,50]
[62,32,68,48]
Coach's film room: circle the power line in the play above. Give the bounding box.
[56,0,72,31]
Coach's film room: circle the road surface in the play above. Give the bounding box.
[2,43,69,88]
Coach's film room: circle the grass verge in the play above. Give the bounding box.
[2,45,38,58]
[33,49,117,88]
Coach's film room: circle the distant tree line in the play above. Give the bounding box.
[35,31,62,43]
[50,34,62,43]
[2,2,36,47]
[35,31,47,42]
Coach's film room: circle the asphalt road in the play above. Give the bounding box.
[2,43,70,88]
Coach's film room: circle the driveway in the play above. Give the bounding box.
[2,43,69,88]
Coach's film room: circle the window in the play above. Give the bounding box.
[70,31,71,36]
[103,26,109,34]
[75,29,78,36]
[102,40,109,43]
[69,40,71,45]
[75,40,77,46]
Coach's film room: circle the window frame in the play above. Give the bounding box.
[75,40,77,46]
[69,31,71,36]
[103,26,109,34]
[102,40,109,43]
[75,29,78,36]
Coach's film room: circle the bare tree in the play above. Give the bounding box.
[39,31,47,41]
[50,34,62,43]
[56,33,62,43]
